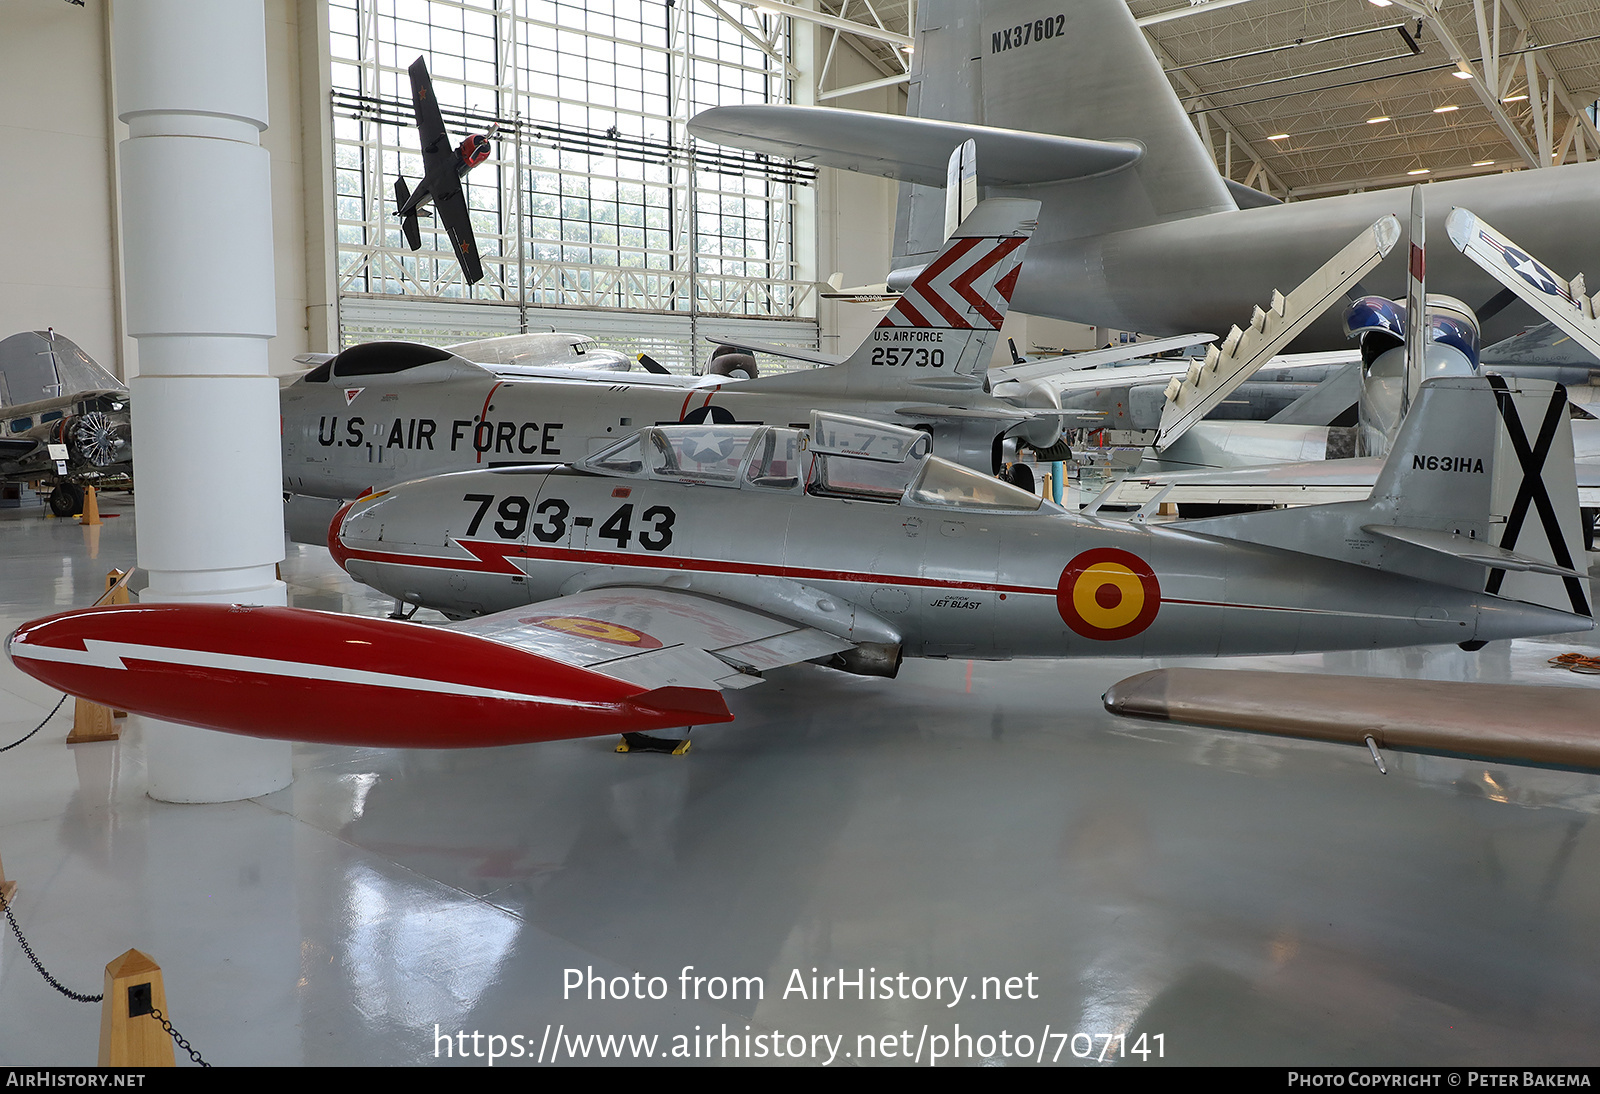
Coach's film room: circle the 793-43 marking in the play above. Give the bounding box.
[462,494,675,551]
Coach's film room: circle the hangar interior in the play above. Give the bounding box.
[5,0,1600,1067]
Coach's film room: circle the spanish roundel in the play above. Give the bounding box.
[1056,548,1161,641]
[521,615,663,649]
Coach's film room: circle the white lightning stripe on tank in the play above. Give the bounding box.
[881,236,1026,331]
[9,639,599,706]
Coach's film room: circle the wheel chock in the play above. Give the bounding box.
[616,732,692,755]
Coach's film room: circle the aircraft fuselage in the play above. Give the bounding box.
[334,461,1577,660]
[1016,162,1600,350]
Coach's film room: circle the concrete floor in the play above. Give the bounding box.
[4,492,1600,1067]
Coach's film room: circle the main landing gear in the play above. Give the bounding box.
[48,482,85,518]
[616,731,692,755]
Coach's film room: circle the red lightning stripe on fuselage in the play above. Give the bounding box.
[337,539,1425,621]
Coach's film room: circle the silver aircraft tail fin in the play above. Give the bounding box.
[1403,186,1427,418]
[1363,376,1589,618]
[740,198,1038,397]
[896,0,1235,263]
[1183,376,1591,621]
[0,330,123,410]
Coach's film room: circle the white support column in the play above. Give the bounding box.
[114,0,292,803]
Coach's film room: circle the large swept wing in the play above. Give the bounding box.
[1153,216,1399,451]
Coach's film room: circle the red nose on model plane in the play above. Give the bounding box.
[5,604,731,748]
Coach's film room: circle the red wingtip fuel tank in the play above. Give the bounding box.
[5,604,731,748]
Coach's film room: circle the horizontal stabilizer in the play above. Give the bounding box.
[989,333,1216,386]
[1105,669,1600,772]
[688,105,1142,187]
[1361,524,1589,577]
[894,403,1097,427]
[707,338,845,369]
[1102,455,1384,508]
[394,177,422,251]
[1155,216,1400,450]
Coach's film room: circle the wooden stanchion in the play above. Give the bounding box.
[98,950,175,1067]
[0,849,16,907]
[67,569,131,743]
[79,486,102,526]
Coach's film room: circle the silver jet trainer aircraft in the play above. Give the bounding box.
[10,375,1585,750]
[689,0,1600,350]
[281,198,1075,542]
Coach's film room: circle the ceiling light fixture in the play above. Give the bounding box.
[1473,160,1495,166]
[1453,70,1474,79]
[1268,132,1290,140]
[1407,168,1430,175]
[1369,0,1393,6]
[1367,115,1391,123]
[1501,93,1528,102]
[1433,104,1459,113]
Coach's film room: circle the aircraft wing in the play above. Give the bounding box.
[1154,215,1399,450]
[5,586,858,749]
[1096,456,1384,507]
[409,56,453,166]
[706,337,846,368]
[448,585,855,693]
[1448,208,1600,365]
[1105,669,1600,774]
[988,333,1217,385]
[688,104,1142,187]
[434,180,484,285]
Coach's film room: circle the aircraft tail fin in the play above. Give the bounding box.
[1187,376,1591,622]
[740,198,1038,397]
[1403,186,1427,417]
[395,177,421,251]
[896,0,1235,262]
[1366,374,1591,619]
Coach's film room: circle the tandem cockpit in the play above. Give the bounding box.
[579,411,1045,513]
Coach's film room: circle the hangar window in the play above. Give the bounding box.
[328,0,815,369]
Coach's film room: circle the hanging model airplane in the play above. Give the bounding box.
[280,198,1088,542]
[687,0,1600,351]
[7,378,1590,749]
[393,55,493,285]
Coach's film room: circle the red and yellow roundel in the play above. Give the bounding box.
[1056,548,1161,641]
[520,615,663,649]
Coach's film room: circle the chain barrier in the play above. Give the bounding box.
[149,1007,209,1067]
[1,892,211,1064]
[0,890,102,1003]
[0,693,66,753]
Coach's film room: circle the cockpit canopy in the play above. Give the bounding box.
[580,410,1042,512]
[1343,294,1481,369]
